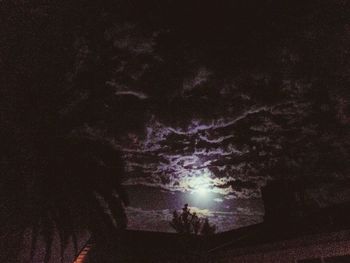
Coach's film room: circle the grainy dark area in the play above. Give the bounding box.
[1,0,350,262]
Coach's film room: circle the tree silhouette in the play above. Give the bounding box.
[1,1,132,262]
[170,204,216,236]
[200,218,216,236]
[1,134,129,262]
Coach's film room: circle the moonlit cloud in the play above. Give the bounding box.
[114,91,149,99]
[183,67,212,93]
[118,108,281,200]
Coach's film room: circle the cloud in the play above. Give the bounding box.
[118,108,281,199]
[106,80,149,99]
[114,91,149,99]
[105,23,156,55]
[183,67,212,93]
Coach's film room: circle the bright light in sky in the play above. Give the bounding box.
[186,169,212,197]
[190,176,210,195]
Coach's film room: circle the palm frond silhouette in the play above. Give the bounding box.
[1,1,133,261]
[2,134,128,263]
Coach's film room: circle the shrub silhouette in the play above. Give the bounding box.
[170,204,216,235]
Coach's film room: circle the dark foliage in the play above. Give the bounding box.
[0,0,133,262]
[170,204,216,236]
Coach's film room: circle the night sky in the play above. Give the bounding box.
[97,1,350,232]
[2,0,350,236]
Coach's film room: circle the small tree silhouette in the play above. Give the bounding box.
[170,204,216,235]
[200,218,216,236]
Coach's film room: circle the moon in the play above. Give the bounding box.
[187,170,212,197]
